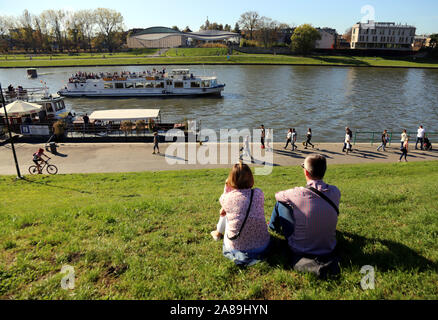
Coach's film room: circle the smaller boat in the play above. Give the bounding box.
[27,68,38,79]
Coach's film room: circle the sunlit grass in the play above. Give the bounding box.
[0,161,437,299]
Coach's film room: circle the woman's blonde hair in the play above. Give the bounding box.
[226,162,254,190]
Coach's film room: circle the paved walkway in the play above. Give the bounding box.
[0,142,437,175]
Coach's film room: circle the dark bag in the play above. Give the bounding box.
[227,189,254,241]
[292,252,340,279]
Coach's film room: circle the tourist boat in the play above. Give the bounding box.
[58,69,226,98]
[1,86,69,120]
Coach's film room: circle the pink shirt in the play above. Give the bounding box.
[220,186,270,252]
[275,180,341,255]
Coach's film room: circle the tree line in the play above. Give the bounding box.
[0,8,124,53]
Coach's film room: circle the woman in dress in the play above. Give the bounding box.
[211,163,271,266]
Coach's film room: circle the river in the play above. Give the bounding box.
[1,65,437,142]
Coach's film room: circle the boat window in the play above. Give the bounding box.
[211,80,217,86]
[166,80,173,86]
[115,83,124,89]
[60,100,65,109]
[125,82,134,89]
[135,82,144,88]
[104,83,113,89]
[145,82,154,88]
[155,82,164,88]
[45,103,54,113]
[202,80,210,88]
[174,82,184,88]
[55,102,64,111]
[191,81,201,88]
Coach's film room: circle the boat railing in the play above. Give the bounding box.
[1,87,54,104]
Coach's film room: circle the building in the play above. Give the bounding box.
[186,30,240,45]
[127,27,187,49]
[315,28,337,49]
[413,35,429,51]
[350,21,416,50]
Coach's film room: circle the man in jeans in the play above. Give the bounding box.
[269,154,341,260]
[416,125,425,150]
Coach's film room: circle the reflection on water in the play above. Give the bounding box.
[1,65,437,142]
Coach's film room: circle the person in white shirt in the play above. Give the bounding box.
[416,126,425,150]
[284,129,293,149]
[240,135,254,162]
[291,129,297,151]
[400,129,408,149]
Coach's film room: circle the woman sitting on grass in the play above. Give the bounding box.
[211,162,271,266]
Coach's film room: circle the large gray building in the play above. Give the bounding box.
[350,21,416,50]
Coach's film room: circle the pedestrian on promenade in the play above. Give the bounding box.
[211,163,271,266]
[152,132,160,154]
[377,130,388,152]
[291,128,297,151]
[399,136,409,162]
[344,128,352,155]
[240,135,254,162]
[266,128,273,152]
[260,125,266,149]
[83,113,89,133]
[416,125,425,150]
[284,129,293,149]
[304,128,314,149]
[400,129,408,150]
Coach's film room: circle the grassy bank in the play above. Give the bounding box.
[1,51,438,68]
[1,162,438,299]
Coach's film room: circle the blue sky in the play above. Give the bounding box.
[1,0,437,34]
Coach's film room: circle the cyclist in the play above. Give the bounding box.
[33,148,50,174]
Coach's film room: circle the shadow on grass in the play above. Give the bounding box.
[311,56,371,66]
[265,231,437,272]
[23,177,93,194]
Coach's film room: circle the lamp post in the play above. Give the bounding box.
[0,83,22,179]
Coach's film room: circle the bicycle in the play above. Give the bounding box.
[28,158,58,175]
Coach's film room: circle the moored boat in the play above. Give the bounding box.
[58,68,225,98]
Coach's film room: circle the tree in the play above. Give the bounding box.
[171,26,180,31]
[429,34,438,49]
[290,24,321,55]
[74,10,96,52]
[95,8,124,52]
[233,23,240,34]
[343,27,352,43]
[183,26,192,33]
[238,11,261,40]
[254,17,282,48]
[41,9,67,52]
[224,24,231,32]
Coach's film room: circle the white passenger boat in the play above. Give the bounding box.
[2,85,69,119]
[58,69,225,98]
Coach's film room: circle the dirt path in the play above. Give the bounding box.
[0,142,436,175]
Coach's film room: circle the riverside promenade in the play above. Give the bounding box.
[0,142,437,175]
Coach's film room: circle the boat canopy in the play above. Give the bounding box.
[0,100,42,116]
[89,109,160,121]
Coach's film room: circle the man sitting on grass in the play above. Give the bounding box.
[269,154,341,276]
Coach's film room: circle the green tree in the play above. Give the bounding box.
[95,8,124,52]
[290,24,321,55]
[429,34,438,49]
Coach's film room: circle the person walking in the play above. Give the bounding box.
[240,135,254,162]
[399,136,409,162]
[304,128,314,149]
[260,125,266,149]
[344,129,352,155]
[291,129,298,151]
[284,129,293,149]
[377,130,388,152]
[416,125,425,150]
[152,132,160,154]
[400,129,408,150]
[265,128,272,152]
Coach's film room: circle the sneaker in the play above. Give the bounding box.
[211,231,223,241]
[152,152,156,154]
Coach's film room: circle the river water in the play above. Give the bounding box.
[1,65,437,142]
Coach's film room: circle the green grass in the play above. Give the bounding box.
[0,52,437,68]
[1,162,438,299]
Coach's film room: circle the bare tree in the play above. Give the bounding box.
[95,8,124,52]
[238,11,261,40]
[41,9,67,52]
[343,27,353,43]
[74,10,96,52]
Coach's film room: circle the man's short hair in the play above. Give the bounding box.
[305,154,327,180]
